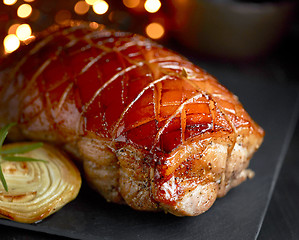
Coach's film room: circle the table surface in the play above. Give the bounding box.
[1,116,299,240]
[258,18,299,240]
[1,20,299,240]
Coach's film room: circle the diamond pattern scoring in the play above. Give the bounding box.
[0,23,258,153]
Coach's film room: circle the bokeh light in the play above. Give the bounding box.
[8,24,20,35]
[146,22,164,39]
[3,0,17,5]
[17,4,33,18]
[144,0,161,13]
[74,1,90,15]
[3,34,20,53]
[55,10,72,24]
[23,35,36,45]
[123,0,140,8]
[24,0,35,2]
[92,0,109,15]
[16,24,32,41]
[85,0,97,5]
[89,22,99,29]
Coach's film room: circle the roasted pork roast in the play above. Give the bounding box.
[0,22,264,216]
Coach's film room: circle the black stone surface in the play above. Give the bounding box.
[0,62,298,240]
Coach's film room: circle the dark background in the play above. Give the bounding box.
[0,0,299,239]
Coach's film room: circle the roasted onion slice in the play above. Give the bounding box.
[0,143,81,223]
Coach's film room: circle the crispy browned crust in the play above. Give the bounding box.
[0,22,264,216]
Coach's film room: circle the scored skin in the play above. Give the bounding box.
[0,22,264,216]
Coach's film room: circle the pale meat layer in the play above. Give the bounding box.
[0,23,264,216]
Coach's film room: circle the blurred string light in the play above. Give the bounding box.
[144,0,161,13]
[122,0,140,8]
[74,1,90,15]
[89,22,99,29]
[92,0,109,15]
[4,23,34,53]
[146,22,164,39]
[3,0,17,5]
[8,24,20,35]
[3,35,20,53]
[3,0,34,54]
[2,0,165,54]
[16,24,32,41]
[85,0,97,5]
[17,4,32,18]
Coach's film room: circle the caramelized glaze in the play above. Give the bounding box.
[0,23,264,215]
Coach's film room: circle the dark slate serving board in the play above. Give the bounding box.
[0,61,298,240]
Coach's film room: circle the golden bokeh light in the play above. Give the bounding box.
[3,34,20,53]
[23,35,36,45]
[92,0,109,15]
[3,0,17,6]
[24,0,35,2]
[123,0,140,8]
[146,22,164,39]
[17,4,32,18]
[16,24,32,41]
[108,11,114,21]
[55,10,72,24]
[8,24,20,35]
[74,1,90,15]
[85,0,97,5]
[144,0,161,13]
[89,22,99,29]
